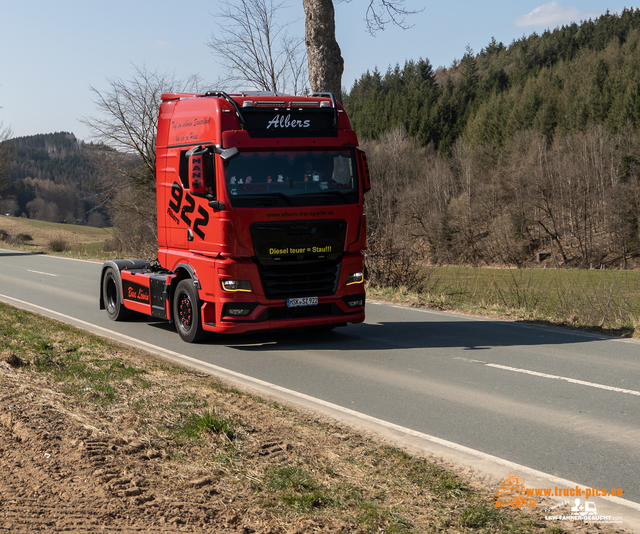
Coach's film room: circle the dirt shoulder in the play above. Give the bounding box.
[0,303,628,533]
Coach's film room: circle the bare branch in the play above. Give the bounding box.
[304,0,420,99]
[79,66,203,256]
[337,0,422,35]
[207,0,307,94]
[80,66,203,184]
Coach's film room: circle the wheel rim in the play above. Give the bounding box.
[178,292,193,331]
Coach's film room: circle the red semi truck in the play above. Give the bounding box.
[99,91,370,342]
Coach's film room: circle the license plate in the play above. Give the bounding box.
[286,297,318,308]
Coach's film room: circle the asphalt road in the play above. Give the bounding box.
[2,248,640,514]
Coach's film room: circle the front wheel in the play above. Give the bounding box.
[173,279,206,343]
[102,267,133,321]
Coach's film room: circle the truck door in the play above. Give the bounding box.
[165,147,220,253]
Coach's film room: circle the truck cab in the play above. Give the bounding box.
[100,91,370,342]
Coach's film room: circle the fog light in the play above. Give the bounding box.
[227,308,252,316]
[346,298,364,308]
[346,272,364,285]
[221,279,253,292]
[221,302,258,319]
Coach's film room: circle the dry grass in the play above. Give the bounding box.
[367,265,640,338]
[1,302,616,533]
[0,214,119,259]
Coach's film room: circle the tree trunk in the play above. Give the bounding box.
[303,0,344,101]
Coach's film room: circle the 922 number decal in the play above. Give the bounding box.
[168,181,209,240]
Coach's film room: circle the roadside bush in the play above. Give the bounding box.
[366,231,425,291]
[5,233,34,245]
[109,182,157,258]
[363,128,431,290]
[102,237,122,253]
[48,238,69,252]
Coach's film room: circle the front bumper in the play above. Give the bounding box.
[201,293,365,334]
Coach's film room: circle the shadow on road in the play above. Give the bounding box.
[0,250,45,257]
[212,319,601,352]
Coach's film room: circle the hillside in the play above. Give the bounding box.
[4,11,640,270]
[342,9,640,274]
[344,8,640,153]
[1,132,136,226]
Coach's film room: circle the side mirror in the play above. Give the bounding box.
[209,200,226,211]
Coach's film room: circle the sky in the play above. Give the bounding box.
[1,1,637,142]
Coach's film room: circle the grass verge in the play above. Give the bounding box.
[0,301,599,533]
[368,265,640,338]
[0,214,122,261]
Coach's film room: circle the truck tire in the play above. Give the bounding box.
[173,279,205,343]
[103,267,133,321]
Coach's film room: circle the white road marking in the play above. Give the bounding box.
[1,293,640,515]
[454,357,640,397]
[27,270,57,277]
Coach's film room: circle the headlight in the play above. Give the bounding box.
[346,272,364,285]
[221,279,253,292]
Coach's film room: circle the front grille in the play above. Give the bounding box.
[259,261,339,299]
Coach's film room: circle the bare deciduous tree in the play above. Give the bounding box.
[81,66,203,188]
[0,120,13,199]
[208,0,308,94]
[304,0,421,99]
[303,0,344,99]
[80,66,203,257]
[363,127,431,288]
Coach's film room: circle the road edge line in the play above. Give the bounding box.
[2,293,639,520]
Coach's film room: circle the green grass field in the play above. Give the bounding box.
[369,266,640,336]
[1,216,113,236]
[0,215,120,260]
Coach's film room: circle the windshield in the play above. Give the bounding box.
[224,149,358,207]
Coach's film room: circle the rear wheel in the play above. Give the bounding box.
[173,279,205,343]
[102,267,133,321]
